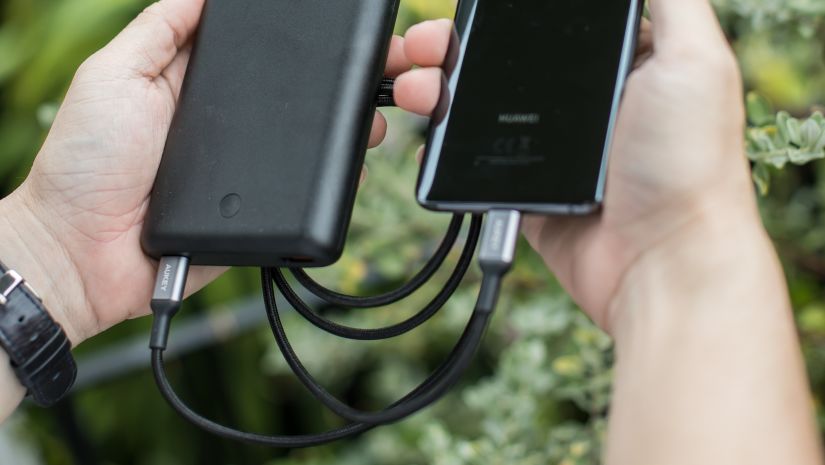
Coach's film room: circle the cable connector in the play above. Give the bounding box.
[479,210,521,274]
[150,256,190,350]
[376,78,396,107]
[477,210,522,313]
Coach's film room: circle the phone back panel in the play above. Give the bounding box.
[416,0,642,214]
[141,0,399,266]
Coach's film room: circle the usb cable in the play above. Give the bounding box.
[272,216,482,340]
[263,211,520,426]
[148,210,522,446]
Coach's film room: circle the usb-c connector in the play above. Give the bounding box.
[150,256,190,350]
[477,210,522,313]
[479,210,521,274]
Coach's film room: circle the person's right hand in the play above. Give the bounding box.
[395,0,769,332]
[398,10,824,465]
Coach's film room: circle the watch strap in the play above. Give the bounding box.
[0,262,77,407]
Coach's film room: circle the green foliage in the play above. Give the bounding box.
[1,1,824,464]
[421,298,613,465]
[747,93,825,193]
[751,111,825,166]
[714,0,825,32]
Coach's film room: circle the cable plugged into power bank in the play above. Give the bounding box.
[376,78,397,108]
[148,210,521,447]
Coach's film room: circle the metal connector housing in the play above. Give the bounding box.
[478,210,522,274]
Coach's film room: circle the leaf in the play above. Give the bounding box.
[751,112,825,170]
[780,112,804,146]
[800,118,823,148]
[752,163,771,196]
[789,148,825,165]
[746,127,776,153]
[746,92,776,126]
[814,122,825,152]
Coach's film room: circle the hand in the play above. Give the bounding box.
[401,11,821,465]
[396,2,765,331]
[0,0,417,345]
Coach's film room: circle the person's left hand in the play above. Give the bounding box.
[0,0,415,345]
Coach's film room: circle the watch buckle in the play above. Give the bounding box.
[0,270,24,306]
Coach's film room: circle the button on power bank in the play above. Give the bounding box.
[141,0,399,267]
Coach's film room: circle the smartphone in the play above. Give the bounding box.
[141,0,399,267]
[417,0,643,214]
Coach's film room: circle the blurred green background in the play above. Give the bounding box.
[1,1,823,464]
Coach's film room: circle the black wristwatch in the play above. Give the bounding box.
[0,261,76,407]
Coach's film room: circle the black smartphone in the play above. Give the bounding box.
[417,0,643,214]
[141,0,399,267]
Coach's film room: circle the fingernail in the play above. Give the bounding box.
[360,166,369,185]
[416,145,425,165]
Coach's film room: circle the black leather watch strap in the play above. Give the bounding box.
[0,261,76,407]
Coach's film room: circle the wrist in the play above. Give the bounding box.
[603,206,824,465]
[607,206,792,351]
[0,186,92,346]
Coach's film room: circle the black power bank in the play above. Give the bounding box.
[141,0,399,267]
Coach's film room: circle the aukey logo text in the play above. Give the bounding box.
[161,264,173,293]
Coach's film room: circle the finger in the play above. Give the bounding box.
[385,35,413,77]
[648,0,728,51]
[394,67,443,116]
[404,19,453,68]
[159,43,192,100]
[633,18,654,69]
[185,266,228,300]
[520,214,609,318]
[368,111,388,148]
[415,145,425,165]
[94,0,205,79]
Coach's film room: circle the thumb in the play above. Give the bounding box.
[92,0,205,79]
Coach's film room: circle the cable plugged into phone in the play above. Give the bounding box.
[148,210,521,447]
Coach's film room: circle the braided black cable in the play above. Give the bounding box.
[276,215,482,340]
[263,269,498,426]
[290,214,464,308]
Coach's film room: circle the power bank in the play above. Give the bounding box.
[141,0,399,267]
